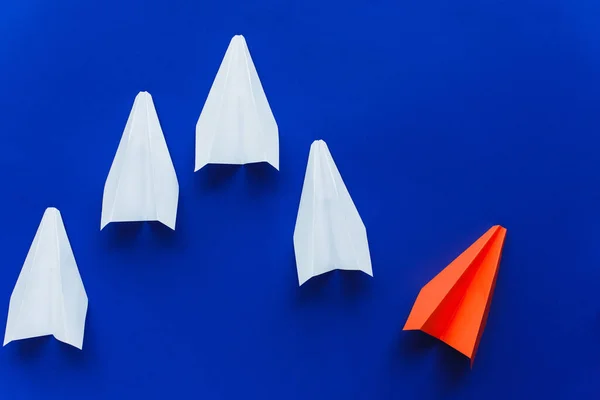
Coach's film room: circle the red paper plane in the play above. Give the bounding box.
[403,225,507,366]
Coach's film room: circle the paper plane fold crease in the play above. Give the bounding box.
[101,91,179,230]
[293,140,372,286]
[403,225,507,366]
[195,35,279,171]
[4,208,88,350]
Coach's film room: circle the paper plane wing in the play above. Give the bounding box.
[195,35,278,171]
[101,91,179,230]
[4,208,88,349]
[403,225,507,365]
[293,140,372,286]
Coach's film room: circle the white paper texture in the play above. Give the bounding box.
[293,140,373,286]
[4,208,88,349]
[195,35,279,171]
[101,91,179,230]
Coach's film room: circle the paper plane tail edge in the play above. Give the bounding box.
[335,267,373,278]
[2,332,57,347]
[439,337,474,361]
[159,218,176,231]
[194,159,279,172]
[402,320,421,332]
[402,317,430,333]
[194,160,208,172]
[2,337,83,350]
[54,334,84,350]
[99,218,176,231]
[298,268,329,286]
[298,267,373,286]
[298,275,311,286]
[401,327,475,362]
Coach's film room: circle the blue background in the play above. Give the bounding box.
[0,0,599,398]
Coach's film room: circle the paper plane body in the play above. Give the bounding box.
[4,208,88,350]
[293,140,372,286]
[195,35,278,172]
[101,91,179,230]
[403,225,507,366]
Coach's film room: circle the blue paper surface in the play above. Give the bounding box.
[0,0,599,398]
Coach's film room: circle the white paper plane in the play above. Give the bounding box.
[4,208,88,350]
[293,140,373,286]
[195,35,279,172]
[101,91,179,230]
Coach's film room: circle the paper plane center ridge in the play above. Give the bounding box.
[403,225,507,366]
[195,34,279,171]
